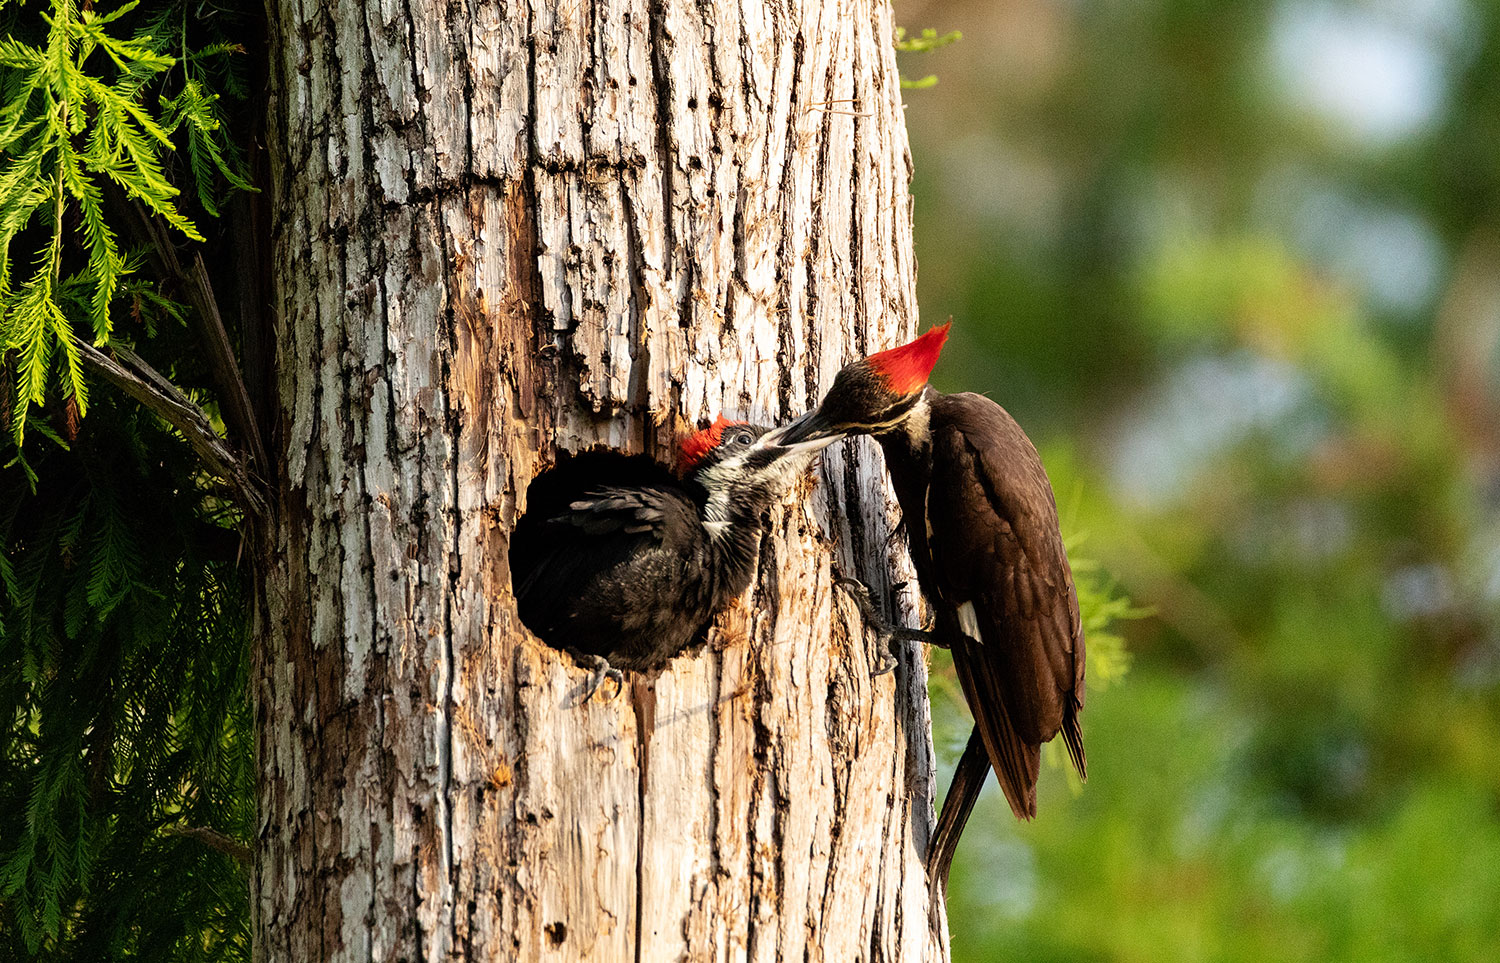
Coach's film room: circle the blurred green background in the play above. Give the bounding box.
[898,1,1500,960]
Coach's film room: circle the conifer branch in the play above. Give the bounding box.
[111,193,269,472]
[74,338,267,517]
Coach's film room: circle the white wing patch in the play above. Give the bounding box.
[956,601,982,645]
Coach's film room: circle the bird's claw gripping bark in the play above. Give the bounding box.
[871,649,899,677]
[834,576,940,676]
[574,653,625,703]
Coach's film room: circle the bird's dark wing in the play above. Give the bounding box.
[561,487,680,536]
[514,485,697,586]
[509,483,700,640]
[926,392,1086,809]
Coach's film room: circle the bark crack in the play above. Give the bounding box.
[630,681,655,963]
[774,30,806,419]
[847,22,867,346]
[435,223,461,963]
[620,170,652,418]
[646,0,684,327]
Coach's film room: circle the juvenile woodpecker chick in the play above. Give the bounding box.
[781,323,1086,888]
[509,417,832,699]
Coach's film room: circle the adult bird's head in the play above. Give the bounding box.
[777,322,951,446]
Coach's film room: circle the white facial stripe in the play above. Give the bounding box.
[696,442,814,542]
[870,392,930,436]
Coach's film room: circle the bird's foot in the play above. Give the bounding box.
[834,577,943,676]
[835,576,942,646]
[572,652,625,704]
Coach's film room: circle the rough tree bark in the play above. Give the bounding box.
[255,0,945,959]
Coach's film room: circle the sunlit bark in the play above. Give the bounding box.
[256,0,945,958]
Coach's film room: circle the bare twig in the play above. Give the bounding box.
[165,825,253,867]
[109,191,269,473]
[76,339,267,517]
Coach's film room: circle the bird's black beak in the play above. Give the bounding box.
[766,409,845,451]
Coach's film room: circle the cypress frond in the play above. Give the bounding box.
[9,258,63,439]
[0,0,233,440]
[2,1,256,956]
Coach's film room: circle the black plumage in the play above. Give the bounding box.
[881,388,1084,881]
[508,422,812,687]
[780,326,1085,889]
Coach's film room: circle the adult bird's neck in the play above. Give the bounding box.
[875,388,938,575]
[875,388,936,478]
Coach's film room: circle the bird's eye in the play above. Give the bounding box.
[732,430,755,445]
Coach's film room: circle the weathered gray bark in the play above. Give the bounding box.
[256,0,946,959]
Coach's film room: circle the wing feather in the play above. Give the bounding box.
[926,393,1086,794]
[510,482,698,642]
[564,487,677,536]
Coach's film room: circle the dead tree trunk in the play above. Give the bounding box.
[255,0,945,959]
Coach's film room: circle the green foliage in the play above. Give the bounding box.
[0,396,251,963]
[0,0,247,443]
[945,676,1500,963]
[909,0,1500,958]
[894,26,963,54]
[0,1,254,960]
[894,27,961,90]
[1067,534,1142,692]
[159,73,251,218]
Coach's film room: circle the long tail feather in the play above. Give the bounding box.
[1062,698,1086,780]
[928,730,989,893]
[973,694,1041,823]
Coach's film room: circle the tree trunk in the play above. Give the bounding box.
[255,0,945,959]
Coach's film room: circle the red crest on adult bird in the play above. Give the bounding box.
[775,323,954,447]
[865,321,951,396]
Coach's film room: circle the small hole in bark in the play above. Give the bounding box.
[546,922,567,945]
[687,96,698,109]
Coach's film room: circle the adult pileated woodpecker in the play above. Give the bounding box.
[780,324,1086,888]
[509,417,832,700]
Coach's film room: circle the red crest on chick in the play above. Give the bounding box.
[678,414,742,473]
[865,322,951,395]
